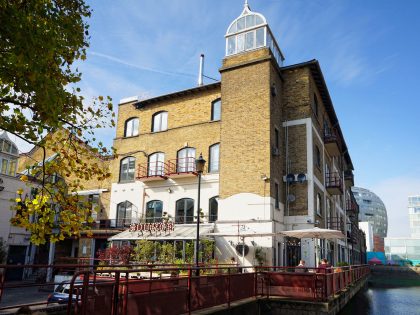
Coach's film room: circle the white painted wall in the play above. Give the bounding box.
[359,221,374,252]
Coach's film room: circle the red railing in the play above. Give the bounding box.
[167,157,197,175]
[0,264,369,315]
[136,161,168,179]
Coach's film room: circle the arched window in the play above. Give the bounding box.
[316,193,322,216]
[209,196,218,223]
[124,118,139,137]
[120,157,136,182]
[208,143,220,173]
[146,200,163,223]
[177,147,196,173]
[148,152,165,176]
[116,201,133,227]
[152,111,168,132]
[175,198,194,224]
[211,99,221,121]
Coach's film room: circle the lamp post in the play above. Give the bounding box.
[195,153,206,276]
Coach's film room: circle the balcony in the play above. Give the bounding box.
[344,169,354,187]
[136,161,168,182]
[167,157,197,178]
[325,171,343,195]
[323,127,341,156]
[346,194,359,217]
[327,217,345,234]
[348,223,361,244]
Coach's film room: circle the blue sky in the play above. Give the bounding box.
[11,0,420,237]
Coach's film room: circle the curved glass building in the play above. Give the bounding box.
[352,187,388,238]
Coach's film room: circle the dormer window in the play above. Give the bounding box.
[225,2,284,66]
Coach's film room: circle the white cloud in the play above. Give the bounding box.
[371,177,420,238]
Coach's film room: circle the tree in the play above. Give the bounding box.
[133,240,157,263]
[0,1,115,244]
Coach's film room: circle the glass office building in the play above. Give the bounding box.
[385,238,420,266]
[408,195,420,238]
[352,187,388,238]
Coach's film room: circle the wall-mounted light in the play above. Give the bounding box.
[167,188,172,193]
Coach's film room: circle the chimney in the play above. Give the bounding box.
[198,54,204,86]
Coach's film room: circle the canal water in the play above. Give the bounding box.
[339,286,420,315]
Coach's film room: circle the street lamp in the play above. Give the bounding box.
[195,153,206,276]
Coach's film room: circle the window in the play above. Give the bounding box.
[313,94,319,117]
[209,196,218,222]
[146,200,163,223]
[152,111,168,132]
[275,183,279,209]
[120,157,136,182]
[1,159,8,175]
[175,198,194,224]
[208,143,220,173]
[177,147,196,173]
[148,152,165,176]
[315,146,321,168]
[211,99,221,121]
[274,128,279,150]
[124,118,139,137]
[316,193,322,216]
[116,201,133,227]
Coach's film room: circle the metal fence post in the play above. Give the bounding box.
[112,271,120,315]
[187,267,192,315]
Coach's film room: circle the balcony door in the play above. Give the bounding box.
[116,201,133,227]
[148,152,165,176]
[177,147,195,172]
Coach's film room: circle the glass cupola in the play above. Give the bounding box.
[225,1,285,66]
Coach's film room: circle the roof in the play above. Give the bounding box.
[134,82,220,108]
[281,60,354,170]
[108,223,214,241]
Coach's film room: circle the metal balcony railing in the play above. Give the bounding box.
[344,169,354,187]
[83,219,134,230]
[167,157,197,176]
[137,161,168,180]
[325,171,343,194]
[323,127,342,156]
[327,217,345,234]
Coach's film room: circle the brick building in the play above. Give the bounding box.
[108,3,366,266]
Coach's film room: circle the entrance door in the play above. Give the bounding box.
[286,238,301,267]
[6,245,27,281]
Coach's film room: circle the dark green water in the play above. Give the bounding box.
[339,286,420,315]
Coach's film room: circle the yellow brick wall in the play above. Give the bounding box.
[219,49,272,198]
[111,87,222,182]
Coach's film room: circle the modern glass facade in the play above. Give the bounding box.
[385,238,420,265]
[408,195,420,238]
[352,187,388,238]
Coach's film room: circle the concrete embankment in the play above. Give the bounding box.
[369,266,420,287]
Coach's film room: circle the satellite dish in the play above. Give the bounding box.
[287,194,296,202]
[297,173,307,183]
[286,173,295,183]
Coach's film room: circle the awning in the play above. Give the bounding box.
[281,227,346,240]
[108,223,215,241]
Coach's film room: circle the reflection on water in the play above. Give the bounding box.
[340,286,420,315]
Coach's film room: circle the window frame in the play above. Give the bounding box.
[124,117,139,137]
[151,111,168,133]
[145,200,163,223]
[208,143,220,173]
[148,152,165,176]
[119,156,136,182]
[116,201,133,227]
[175,198,195,224]
[177,147,196,173]
[313,93,319,117]
[211,99,221,121]
[209,196,218,223]
[315,146,321,169]
[316,193,323,216]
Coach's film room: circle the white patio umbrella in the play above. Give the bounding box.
[281,227,345,240]
[281,227,346,266]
